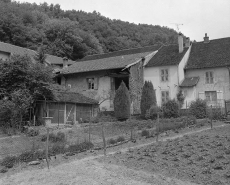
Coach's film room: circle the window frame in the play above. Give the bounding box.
[87,78,95,90]
[160,69,169,82]
[161,90,170,104]
[205,91,217,102]
[205,71,214,84]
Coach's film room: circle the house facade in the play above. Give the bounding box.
[181,34,230,108]
[144,34,192,106]
[61,46,160,114]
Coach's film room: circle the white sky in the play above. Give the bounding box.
[17,0,230,41]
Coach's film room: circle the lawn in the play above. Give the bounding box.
[98,124,230,185]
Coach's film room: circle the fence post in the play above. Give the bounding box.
[186,101,188,127]
[101,122,106,156]
[46,127,50,169]
[210,105,213,129]
[156,112,159,142]
[89,114,91,142]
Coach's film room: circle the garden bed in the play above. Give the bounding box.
[97,124,230,185]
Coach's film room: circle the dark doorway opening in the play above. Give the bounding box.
[115,77,129,90]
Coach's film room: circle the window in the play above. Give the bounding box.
[161,69,169,82]
[87,78,95,89]
[161,91,169,104]
[205,91,217,102]
[205,71,214,84]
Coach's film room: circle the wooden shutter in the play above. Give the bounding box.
[94,77,98,90]
[198,92,205,100]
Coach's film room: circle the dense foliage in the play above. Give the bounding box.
[140,81,156,118]
[162,99,179,118]
[176,89,185,108]
[189,99,207,119]
[113,81,130,120]
[0,55,54,128]
[0,0,178,60]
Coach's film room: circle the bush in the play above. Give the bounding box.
[1,156,18,168]
[107,138,117,145]
[141,130,149,137]
[189,99,207,118]
[140,81,156,118]
[162,99,179,118]
[18,151,34,162]
[41,132,65,143]
[116,136,125,142]
[145,105,160,120]
[27,128,39,137]
[50,142,66,155]
[68,142,94,153]
[113,81,130,120]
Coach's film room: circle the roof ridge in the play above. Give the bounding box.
[81,44,162,58]
[194,37,230,44]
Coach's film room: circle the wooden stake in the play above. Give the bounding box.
[210,105,213,129]
[46,128,50,169]
[156,112,159,142]
[101,123,106,156]
[89,116,91,142]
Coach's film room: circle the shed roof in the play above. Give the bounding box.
[185,37,230,69]
[54,91,98,104]
[180,77,199,87]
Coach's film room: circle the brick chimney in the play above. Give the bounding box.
[178,32,184,53]
[185,37,190,47]
[63,57,68,68]
[203,33,209,43]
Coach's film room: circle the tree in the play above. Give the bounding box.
[177,89,185,108]
[0,54,54,128]
[113,81,130,120]
[140,81,156,118]
[34,45,47,64]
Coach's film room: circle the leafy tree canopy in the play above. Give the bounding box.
[0,0,179,60]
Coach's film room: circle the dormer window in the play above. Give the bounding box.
[205,71,214,84]
[161,69,169,82]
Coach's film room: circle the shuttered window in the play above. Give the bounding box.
[205,71,214,84]
[161,91,169,104]
[161,69,169,82]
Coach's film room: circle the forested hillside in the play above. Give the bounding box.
[0,0,179,60]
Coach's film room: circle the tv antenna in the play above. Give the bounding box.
[170,23,183,33]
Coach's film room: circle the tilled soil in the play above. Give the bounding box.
[98,125,230,185]
[0,123,226,185]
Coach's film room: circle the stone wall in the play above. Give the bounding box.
[129,61,144,114]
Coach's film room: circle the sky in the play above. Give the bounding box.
[17,0,230,41]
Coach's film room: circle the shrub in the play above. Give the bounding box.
[41,132,65,143]
[68,142,94,153]
[116,136,125,142]
[107,138,117,145]
[56,132,65,142]
[189,99,207,118]
[141,130,149,137]
[140,81,156,118]
[162,99,179,118]
[50,142,66,155]
[145,105,160,120]
[27,128,39,137]
[177,89,185,108]
[18,151,34,162]
[1,156,18,168]
[113,81,130,120]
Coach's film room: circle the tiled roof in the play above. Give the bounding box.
[185,37,230,69]
[180,77,199,87]
[146,44,189,67]
[54,91,98,104]
[62,51,155,74]
[80,45,162,61]
[0,41,74,65]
